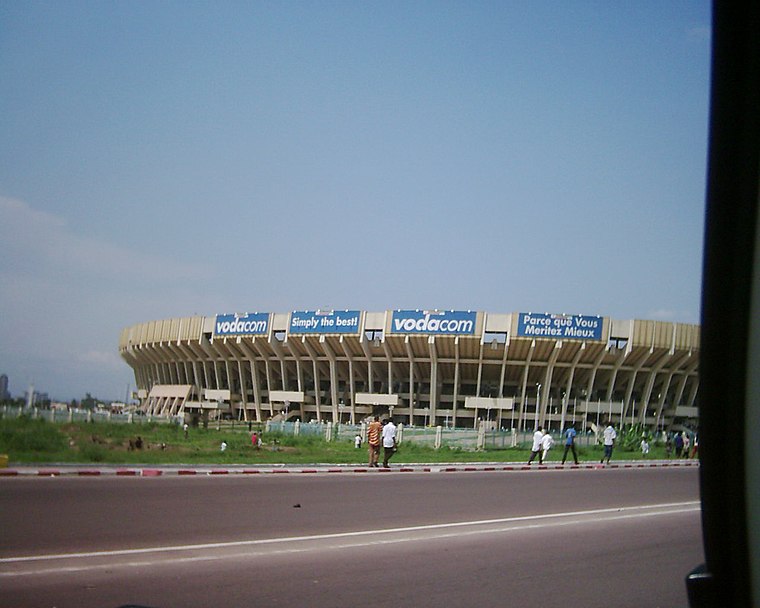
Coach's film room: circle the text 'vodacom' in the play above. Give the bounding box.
[391,310,477,335]
[214,313,269,336]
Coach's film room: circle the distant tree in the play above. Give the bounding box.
[80,393,98,410]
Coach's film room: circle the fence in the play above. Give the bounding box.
[0,405,183,427]
[263,421,600,451]
[1,405,603,451]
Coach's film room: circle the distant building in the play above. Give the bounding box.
[22,388,49,407]
[0,374,9,401]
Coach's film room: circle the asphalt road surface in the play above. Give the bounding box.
[0,467,702,607]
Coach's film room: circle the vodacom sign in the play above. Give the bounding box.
[390,310,477,335]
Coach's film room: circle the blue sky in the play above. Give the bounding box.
[0,1,711,402]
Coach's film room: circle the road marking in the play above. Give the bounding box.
[0,501,700,576]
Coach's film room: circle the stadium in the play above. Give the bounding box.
[119,309,700,432]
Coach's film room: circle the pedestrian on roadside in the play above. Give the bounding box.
[690,433,699,459]
[600,422,617,465]
[683,433,691,458]
[367,415,382,467]
[251,432,259,449]
[640,437,650,457]
[561,424,580,465]
[220,440,227,452]
[381,418,397,468]
[527,426,544,465]
[541,430,555,462]
[183,423,189,439]
[674,432,684,458]
[354,433,362,449]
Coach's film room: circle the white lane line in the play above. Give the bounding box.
[0,504,701,577]
[0,501,699,569]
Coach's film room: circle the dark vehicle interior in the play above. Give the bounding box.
[687,1,759,606]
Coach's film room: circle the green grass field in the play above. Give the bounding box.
[0,416,679,465]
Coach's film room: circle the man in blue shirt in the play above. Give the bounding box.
[561,424,579,465]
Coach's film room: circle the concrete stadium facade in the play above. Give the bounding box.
[119,309,700,432]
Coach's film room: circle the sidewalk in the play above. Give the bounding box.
[0,459,699,477]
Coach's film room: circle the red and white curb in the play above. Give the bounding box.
[0,460,699,477]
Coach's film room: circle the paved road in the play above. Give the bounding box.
[0,467,702,607]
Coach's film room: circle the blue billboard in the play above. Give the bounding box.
[289,310,361,334]
[517,312,602,340]
[214,312,269,336]
[390,310,477,335]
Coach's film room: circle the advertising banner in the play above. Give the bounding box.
[390,310,477,335]
[289,310,361,334]
[517,312,603,340]
[214,313,269,336]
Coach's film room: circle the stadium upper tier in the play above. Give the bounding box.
[119,309,700,431]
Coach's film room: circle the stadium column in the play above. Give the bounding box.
[269,337,289,393]
[381,340,396,409]
[428,337,438,426]
[301,338,323,422]
[667,358,698,427]
[224,338,251,422]
[497,334,510,430]
[359,334,375,397]
[539,342,561,429]
[251,337,276,419]
[638,351,671,427]
[560,342,586,433]
[339,337,357,424]
[475,340,484,402]
[604,347,629,411]
[287,339,306,421]
[197,334,220,389]
[321,337,340,422]
[517,340,536,431]
[237,339,264,422]
[453,336,460,428]
[404,337,416,425]
[621,355,647,427]
[583,346,607,412]
[685,361,699,408]
[185,340,210,401]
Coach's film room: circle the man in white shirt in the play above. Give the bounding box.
[541,430,555,462]
[527,426,544,464]
[601,423,617,464]
[381,418,397,468]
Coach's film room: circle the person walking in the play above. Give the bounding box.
[527,426,544,464]
[381,418,397,468]
[561,424,579,465]
[601,422,617,464]
[674,431,684,458]
[541,430,555,462]
[367,415,382,467]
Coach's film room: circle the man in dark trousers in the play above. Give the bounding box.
[561,424,579,465]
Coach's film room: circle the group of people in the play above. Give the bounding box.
[667,431,698,459]
[366,416,398,468]
[527,422,618,465]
